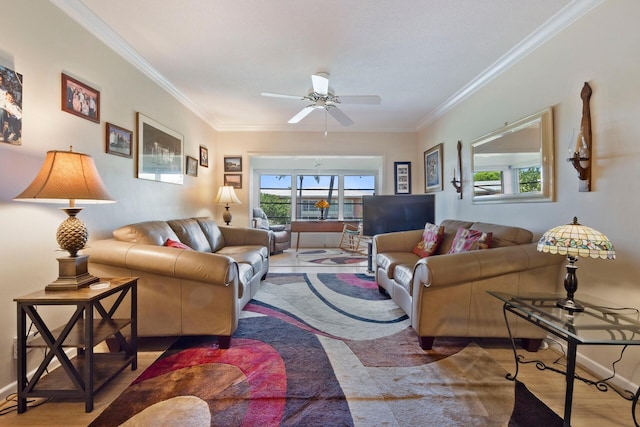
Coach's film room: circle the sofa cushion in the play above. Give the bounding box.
[412,223,444,258]
[195,217,226,252]
[470,222,533,247]
[168,218,213,252]
[164,238,193,250]
[217,245,268,276]
[113,220,180,246]
[393,264,414,295]
[448,228,493,253]
[376,252,421,279]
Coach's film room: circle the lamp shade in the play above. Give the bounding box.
[213,186,241,205]
[14,149,115,205]
[537,217,615,260]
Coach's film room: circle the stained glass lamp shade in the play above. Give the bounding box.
[537,217,615,312]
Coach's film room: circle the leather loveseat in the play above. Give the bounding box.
[85,217,270,349]
[374,219,564,351]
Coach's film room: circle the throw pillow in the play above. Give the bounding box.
[448,228,493,254]
[164,238,193,250]
[412,223,445,258]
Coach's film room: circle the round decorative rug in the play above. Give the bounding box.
[297,249,367,265]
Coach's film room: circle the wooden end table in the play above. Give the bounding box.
[14,277,137,413]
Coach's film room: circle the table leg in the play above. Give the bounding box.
[564,341,578,426]
[296,232,301,251]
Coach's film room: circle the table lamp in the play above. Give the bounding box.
[536,216,615,312]
[14,147,115,290]
[214,186,241,225]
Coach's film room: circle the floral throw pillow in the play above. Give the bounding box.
[412,223,445,258]
[164,238,193,250]
[447,228,493,254]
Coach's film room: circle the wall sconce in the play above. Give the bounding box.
[450,140,462,199]
[567,82,592,192]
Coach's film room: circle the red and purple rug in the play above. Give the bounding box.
[90,273,561,426]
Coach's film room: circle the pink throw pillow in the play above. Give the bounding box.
[412,223,445,257]
[447,228,492,254]
[164,238,193,250]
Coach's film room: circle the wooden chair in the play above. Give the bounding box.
[338,222,366,254]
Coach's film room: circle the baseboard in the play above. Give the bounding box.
[0,348,76,400]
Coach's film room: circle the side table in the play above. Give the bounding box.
[489,291,640,427]
[14,277,137,413]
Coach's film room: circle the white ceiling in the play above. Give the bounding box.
[52,0,601,133]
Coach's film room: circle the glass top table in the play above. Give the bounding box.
[488,291,640,427]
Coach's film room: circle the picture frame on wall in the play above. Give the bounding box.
[224,156,242,172]
[61,73,100,123]
[424,143,443,193]
[136,112,184,185]
[0,64,23,146]
[199,145,209,167]
[105,122,133,158]
[224,173,242,189]
[186,156,198,177]
[394,161,411,194]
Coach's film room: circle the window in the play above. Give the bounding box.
[258,173,376,222]
[259,175,291,225]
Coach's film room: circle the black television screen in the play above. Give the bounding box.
[362,194,435,236]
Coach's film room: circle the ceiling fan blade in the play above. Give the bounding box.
[327,106,354,126]
[261,92,304,100]
[336,95,382,105]
[288,106,316,124]
[311,73,329,95]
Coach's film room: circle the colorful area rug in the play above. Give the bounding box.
[296,249,367,265]
[90,273,561,426]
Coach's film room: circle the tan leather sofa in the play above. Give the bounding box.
[374,219,564,351]
[85,217,270,349]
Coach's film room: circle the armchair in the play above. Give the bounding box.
[252,208,291,254]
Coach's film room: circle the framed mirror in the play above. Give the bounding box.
[471,107,554,204]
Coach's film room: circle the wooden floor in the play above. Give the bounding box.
[0,249,635,426]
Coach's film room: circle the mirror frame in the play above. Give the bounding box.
[470,107,555,204]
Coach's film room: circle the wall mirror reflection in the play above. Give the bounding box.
[471,107,554,204]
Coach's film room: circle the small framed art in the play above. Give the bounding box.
[61,73,100,123]
[424,143,443,193]
[186,156,198,177]
[224,173,242,189]
[199,145,209,167]
[105,122,133,158]
[224,156,242,172]
[394,161,411,194]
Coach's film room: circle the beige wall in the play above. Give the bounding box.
[417,0,640,384]
[0,1,218,391]
[216,131,417,227]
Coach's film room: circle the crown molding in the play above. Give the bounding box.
[416,0,605,130]
[50,0,221,129]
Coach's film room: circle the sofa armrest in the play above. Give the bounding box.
[373,229,423,254]
[220,226,271,248]
[85,239,238,285]
[412,242,560,290]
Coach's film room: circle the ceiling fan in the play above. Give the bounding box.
[261,72,381,126]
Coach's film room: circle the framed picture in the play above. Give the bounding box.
[61,73,100,123]
[0,64,23,145]
[224,173,242,189]
[186,156,198,177]
[136,112,184,185]
[424,143,443,193]
[224,156,242,172]
[105,122,133,158]
[199,145,209,167]
[394,161,411,194]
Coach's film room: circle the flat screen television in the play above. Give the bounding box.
[362,194,435,236]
